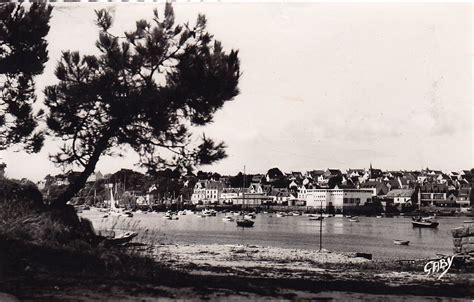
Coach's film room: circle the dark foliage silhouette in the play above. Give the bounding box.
[44,4,240,207]
[0,3,52,152]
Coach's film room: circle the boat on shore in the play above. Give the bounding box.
[411,217,439,228]
[97,230,138,246]
[393,239,410,246]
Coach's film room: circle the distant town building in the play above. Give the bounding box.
[307,170,325,184]
[248,183,265,194]
[220,188,241,204]
[87,171,104,183]
[54,174,69,186]
[191,180,225,204]
[385,189,415,205]
[360,181,389,196]
[419,183,448,206]
[297,185,372,211]
[457,187,471,207]
[230,193,273,206]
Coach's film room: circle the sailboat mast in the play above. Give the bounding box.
[243,165,246,212]
[418,188,421,212]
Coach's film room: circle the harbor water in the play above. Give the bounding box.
[80,209,466,260]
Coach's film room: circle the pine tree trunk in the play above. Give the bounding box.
[50,129,114,208]
[50,152,101,208]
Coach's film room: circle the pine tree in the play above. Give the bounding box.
[0,3,52,152]
[44,4,240,207]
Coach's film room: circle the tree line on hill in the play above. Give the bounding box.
[36,165,296,206]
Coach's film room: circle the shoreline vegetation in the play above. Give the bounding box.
[1,204,473,301]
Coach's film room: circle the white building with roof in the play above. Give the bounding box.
[297,185,373,211]
[220,188,241,204]
[384,189,414,205]
[191,180,225,204]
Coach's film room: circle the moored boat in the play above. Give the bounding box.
[236,218,254,227]
[411,217,439,228]
[223,216,234,222]
[348,216,359,222]
[164,211,179,220]
[236,166,255,228]
[201,210,213,217]
[244,213,256,220]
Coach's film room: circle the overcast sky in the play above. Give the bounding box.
[1,2,473,180]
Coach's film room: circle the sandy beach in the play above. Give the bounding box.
[5,241,472,301]
[151,243,469,286]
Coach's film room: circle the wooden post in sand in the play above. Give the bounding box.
[319,199,323,251]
